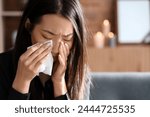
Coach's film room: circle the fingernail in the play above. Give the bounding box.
[47,54,49,57]
[61,41,64,45]
[65,43,68,47]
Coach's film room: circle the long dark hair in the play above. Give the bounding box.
[13,0,88,99]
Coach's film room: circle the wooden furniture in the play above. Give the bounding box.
[87,45,150,72]
[0,0,116,52]
[1,0,150,72]
[81,0,116,46]
[81,0,116,33]
[0,0,23,52]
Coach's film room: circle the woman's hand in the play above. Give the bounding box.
[51,42,70,97]
[12,41,53,94]
[52,41,70,83]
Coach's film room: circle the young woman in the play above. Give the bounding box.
[0,0,90,100]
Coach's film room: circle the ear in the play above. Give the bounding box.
[25,18,31,31]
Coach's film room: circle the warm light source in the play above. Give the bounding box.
[93,32,105,48]
[102,19,111,37]
[108,32,115,39]
[103,20,110,26]
[108,32,116,48]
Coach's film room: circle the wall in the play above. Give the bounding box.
[2,0,116,50]
[88,45,150,72]
[80,0,116,45]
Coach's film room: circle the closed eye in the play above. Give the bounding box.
[63,34,73,41]
[64,38,72,41]
[42,34,53,40]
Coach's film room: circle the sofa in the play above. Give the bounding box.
[90,72,150,100]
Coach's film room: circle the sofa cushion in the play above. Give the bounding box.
[90,72,150,100]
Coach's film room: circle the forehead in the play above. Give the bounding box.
[38,14,73,34]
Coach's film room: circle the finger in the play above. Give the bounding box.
[59,42,66,61]
[23,43,42,58]
[27,42,53,64]
[61,42,68,58]
[25,40,52,57]
[34,53,50,72]
[30,42,52,58]
[31,46,52,66]
[64,43,70,56]
[58,54,65,67]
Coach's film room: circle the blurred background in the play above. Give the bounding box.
[0,0,150,72]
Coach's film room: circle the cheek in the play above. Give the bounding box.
[64,37,74,50]
[31,27,45,44]
[31,34,37,45]
[31,26,46,44]
[66,41,73,50]
[31,29,40,44]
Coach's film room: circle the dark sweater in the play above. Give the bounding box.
[0,50,68,100]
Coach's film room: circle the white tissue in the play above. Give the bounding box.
[38,53,53,76]
[27,41,53,76]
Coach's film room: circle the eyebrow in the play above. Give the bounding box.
[42,29,73,37]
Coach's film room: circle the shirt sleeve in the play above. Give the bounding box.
[8,88,31,100]
[0,51,31,100]
[54,93,70,100]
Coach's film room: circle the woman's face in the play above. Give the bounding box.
[31,14,74,57]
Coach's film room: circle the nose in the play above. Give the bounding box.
[52,35,62,56]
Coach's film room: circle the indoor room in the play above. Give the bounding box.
[0,0,150,100]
